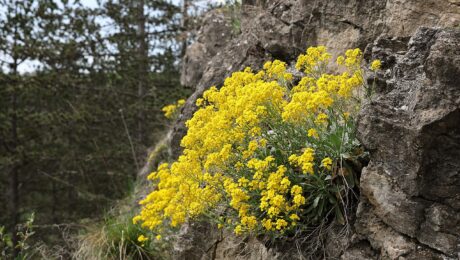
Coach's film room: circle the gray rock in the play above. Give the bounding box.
[357,27,460,258]
[171,221,220,260]
[180,9,234,88]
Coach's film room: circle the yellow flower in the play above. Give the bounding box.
[299,148,315,174]
[241,215,258,230]
[288,154,298,165]
[264,60,293,81]
[155,234,162,240]
[315,113,328,125]
[293,194,306,206]
[268,206,280,217]
[307,128,319,138]
[234,225,244,235]
[275,218,288,230]
[345,48,362,68]
[289,213,300,221]
[177,99,186,106]
[238,177,249,187]
[162,99,186,119]
[290,185,302,195]
[288,149,315,174]
[321,157,333,170]
[138,235,148,242]
[262,218,274,231]
[370,59,381,71]
[259,138,268,147]
[336,56,345,65]
[132,215,142,224]
[196,98,204,107]
[162,104,177,119]
[296,46,331,74]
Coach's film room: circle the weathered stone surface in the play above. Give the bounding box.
[214,230,279,260]
[170,222,281,260]
[163,1,460,259]
[340,241,377,260]
[357,27,460,258]
[180,9,234,88]
[171,221,221,260]
[360,165,425,237]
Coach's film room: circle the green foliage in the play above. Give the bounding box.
[0,0,190,253]
[0,213,35,260]
[74,207,170,260]
[221,0,242,35]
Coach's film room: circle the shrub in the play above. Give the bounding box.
[161,99,186,120]
[73,210,170,260]
[0,213,35,259]
[135,46,378,246]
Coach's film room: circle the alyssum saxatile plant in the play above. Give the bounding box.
[133,46,381,244]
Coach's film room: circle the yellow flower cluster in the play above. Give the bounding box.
[162,99,186,119]
[135,46,368,238]
[296,46,331,74]
[263,60,293,82]
[289,148,315,174]
[133,160,223,232]
[283,47,364,122]
[321,157,333,170]
[370,59,382,71]
[137,235,148,242]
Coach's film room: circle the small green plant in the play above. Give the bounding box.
[162,99,186,120]
[212,0,242,35]
[74,209,170,260]
[226,0,242,35]
[1,213,35,260]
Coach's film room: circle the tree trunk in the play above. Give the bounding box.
[137,0,148,162]
[10,53,20,259]
[180,0,189,58]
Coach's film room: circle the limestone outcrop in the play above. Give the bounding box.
[353,27,460,259]
[164,1,460,259]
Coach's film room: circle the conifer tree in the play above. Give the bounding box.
[0,0,188,253]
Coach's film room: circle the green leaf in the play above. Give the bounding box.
[313,196,320,208]
[318,198,325,216]
[327,193,337,205]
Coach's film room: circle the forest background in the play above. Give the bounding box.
[0,0,232,257]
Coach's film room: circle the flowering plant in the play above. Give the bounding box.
[161,99,186,119]
[135,47,379,243]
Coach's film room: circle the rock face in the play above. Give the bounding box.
[180,9,234,88]
[165,0,460,259]
[172,0,460,157]
[355,27,460,259]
